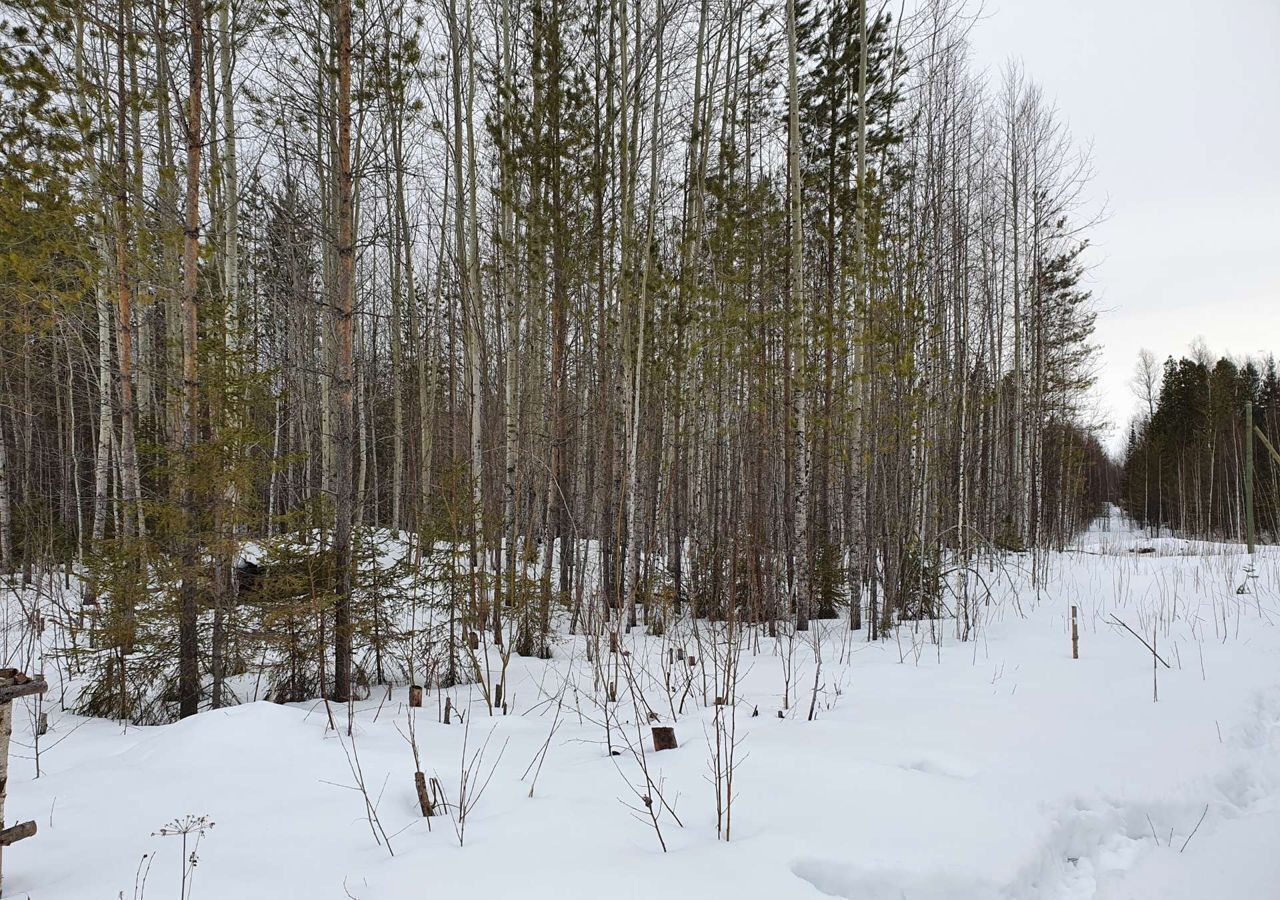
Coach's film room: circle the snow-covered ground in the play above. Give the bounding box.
[2,510,1278,899]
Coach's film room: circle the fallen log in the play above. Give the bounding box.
[0,822,35,847]
[0,679,48,705]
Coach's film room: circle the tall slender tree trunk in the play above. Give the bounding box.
[786,0,810,631]
[114,0,144,544]
[74,10,115,550]
[499,0,518,646]
[389,171,404,534]
[624,0,664,630]
[177,0,205,719]
[848,0,869,630]
[390,109,430,543]
[465,0,486,641]
[0,407,10,570]
[332,0,356,702]
[210,0,240,710]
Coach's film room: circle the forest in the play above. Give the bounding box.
[3,0,1109,725]
[1121,349,1280,543]
[5,0,1280,896]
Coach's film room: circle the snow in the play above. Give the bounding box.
[2,509,1278,899]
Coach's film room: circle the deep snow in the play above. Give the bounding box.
[1,509,1277,899]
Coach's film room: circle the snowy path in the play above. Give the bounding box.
[2,515,1277,899]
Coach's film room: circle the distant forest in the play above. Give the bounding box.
[1121,350,1280,541]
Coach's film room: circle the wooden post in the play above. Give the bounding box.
[0,671,48,896]
[1245,401,1255,556]
[1071,605,1079,659]
[651,726,677,752]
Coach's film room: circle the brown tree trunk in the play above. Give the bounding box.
[177,0,205,719]
[332,0,356,702]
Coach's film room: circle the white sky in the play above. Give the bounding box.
[963,0,1280,453]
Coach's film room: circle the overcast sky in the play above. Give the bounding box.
[961,0,1280,452]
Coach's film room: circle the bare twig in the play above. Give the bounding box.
[1108,616,1171,668]
[1179,804,1209,853]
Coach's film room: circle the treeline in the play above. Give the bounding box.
[0,0,1106,720]
[1122,351,1280,541]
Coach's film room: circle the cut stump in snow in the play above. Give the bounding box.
[0,671,47,897]
[414,771,434,817]
[652,726,677,752]
[409,684,423,708]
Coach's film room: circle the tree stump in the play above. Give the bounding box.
[408,684,423,708]
[651,726,677,752]
[414,771,434,816]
